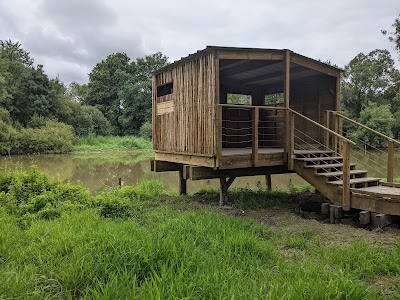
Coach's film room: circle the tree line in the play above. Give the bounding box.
[0,14,399,154]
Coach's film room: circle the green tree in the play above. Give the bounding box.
[341,49,399,118]
[67,81,88,103]
[86,52,168,135]
[348,103,395,148]
[86,53,131,135]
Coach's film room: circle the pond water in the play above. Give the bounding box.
[0,150,399,194]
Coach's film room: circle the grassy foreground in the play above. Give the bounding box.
[72,135,152,152]
[0,169,400,299]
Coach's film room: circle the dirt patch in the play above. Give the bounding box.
[369,275,400,296]
[185,191,400,248]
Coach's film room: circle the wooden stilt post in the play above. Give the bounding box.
[219,177,236,206]
[219,177,227,206]
[342,141,351,211]
[179,169,187,196]
[265,174,272,191]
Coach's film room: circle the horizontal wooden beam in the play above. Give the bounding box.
[155,152,216,168]
[220,61,279,78]
[240,66,308,85]
[150,160,182,172]
[184,165,291,180]
[290,54,340,77]
[217,51,284,61]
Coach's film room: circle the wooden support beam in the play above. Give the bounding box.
[265,174,272,190]
[151,160,182,172]
[252,107,259,167]
[217,105,223,167]
[288,112,294,170]
[178,169,187,196]
[342,141,351,211]
[325,111,330,148]
[219,177,236,206]
[387,140,394,182]
[183,165,291,180]
[283,50,290,164]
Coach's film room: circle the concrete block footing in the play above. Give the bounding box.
[371,213,391,229]
[329,205,343,224]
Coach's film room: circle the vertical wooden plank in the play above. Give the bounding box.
[325,111,330,149]
[283,50,290,163]
[252,107,259,167]
[342,141,351,211]
[387,140,394,182]
[288,112,294,170]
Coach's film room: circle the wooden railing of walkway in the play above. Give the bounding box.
[327,110,400,183]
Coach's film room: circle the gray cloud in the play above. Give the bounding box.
[0,0,399,83]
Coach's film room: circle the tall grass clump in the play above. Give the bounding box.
[72,135,152,152]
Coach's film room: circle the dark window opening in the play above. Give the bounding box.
[157,82,173,97]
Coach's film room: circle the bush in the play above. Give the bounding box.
[139,121,152,139]
[0,119,17,155]
[11,121,75,154]
[0,167,92,224]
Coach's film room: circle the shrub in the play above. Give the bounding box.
[12,121,75,154]
[0,119,17,155]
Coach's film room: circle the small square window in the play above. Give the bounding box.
[157,82,173,97]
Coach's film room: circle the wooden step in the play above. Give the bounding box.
[328,177,381,186]
[316,169,367,177]
[317,170,368,182]
[294,150,335,155]
[306,163,356,170]
[295,156,343,162]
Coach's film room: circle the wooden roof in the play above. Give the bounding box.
[153,46,342,75]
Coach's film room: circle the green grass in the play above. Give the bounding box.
[72,135,152,152]
[1,169,400,299]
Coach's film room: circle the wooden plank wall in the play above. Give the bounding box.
[153,53,216,155]
[290,75,336,147]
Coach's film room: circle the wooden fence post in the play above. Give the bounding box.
[217,105,223,167]
[342,140,351,211]
[325,111,330,149]
[288,111,294,170]
[252,107,259,167]
[387,140,394,182]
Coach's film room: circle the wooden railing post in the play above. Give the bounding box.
[288,111,294,170]
[252,107,259,166]
[217,105,223,167]
[387,140,394,182]
[342,140,351,211]
[325,111,330,149]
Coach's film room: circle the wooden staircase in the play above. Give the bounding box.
[292,149,400,216]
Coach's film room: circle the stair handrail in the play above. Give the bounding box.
[287,108,354,210]
[288,109,355,145]
[327,110,398,182]
[327,110,400,145]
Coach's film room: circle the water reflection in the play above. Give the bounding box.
[0,150,398,194]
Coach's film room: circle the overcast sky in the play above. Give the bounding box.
[0,0,399,84]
